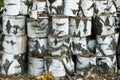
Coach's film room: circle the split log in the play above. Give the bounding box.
[71,37,88,55]
[69,17,91,37]
[96,34,116,56]
[27,18,49,38]
[78,0,94,17]
[45,56,74,77]
[92,13,115,36]
[2,35,27,54]
[28,56,44,76]
[76,53,96,75]
[94,0,116,15]
[28,37,48,58]
[96,55,117,74]
[0,51,25,75]
[47,0,64,15]
[52,16,69,37]
[64,0,80,17]
[2,15,26,35]
[48,34,71,57]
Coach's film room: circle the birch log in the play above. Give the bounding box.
[87,38,96,53]
[28,56,44,76]
[96,55,117,74]
[114,15,120,33]
[94,0,116,15]
[78,0,94,17]
[0,14,2,33]
[47,0,64,15]
[71,37,88,55]
[36,0,48,17]
[76,54,96,75]
[48,34,71,57]
[27,18,49,38]
[2,15,26,35]
[64,0,80,17]
[0,34,3,50]
[29,0,48,19]
[52,16,69,37]
[69,17,91,37]
[92,13,115,36]
[3,0,20,5]
[2,35,27,54]
[28,37,48,58]
[115,0,120,11]
[3,0,21,15]
[20,0,28,15]
[0,51,25,75]
[45,56,74,77]
[3,4,21,16]
[96,34,116,56]
[115,33,119,46]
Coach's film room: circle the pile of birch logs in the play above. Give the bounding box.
[0,0,120,78]
[27,0,49,76]
[0,0,27,75]
[92,0,118,74]
[115,0,120,72]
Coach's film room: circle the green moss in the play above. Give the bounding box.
[0,0,4,8]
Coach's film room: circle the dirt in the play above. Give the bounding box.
[1,73,120,80]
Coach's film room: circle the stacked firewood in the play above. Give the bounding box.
[0,0,27,75]
[46,0,75,77]
[27,0,49,76]
[69,0,96,75]
[115,0,120,72]
[0,0,120,78]
[93,0,118,74]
